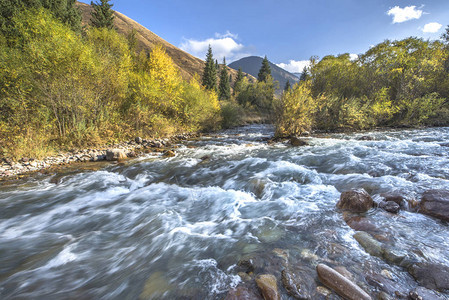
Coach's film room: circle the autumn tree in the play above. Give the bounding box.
[218,57,231,100]
[202,45,217,91]
[90,0,115,29]
[284,80,291,91]
[233,67,245,95]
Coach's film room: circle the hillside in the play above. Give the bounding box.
[229,56,299,91]
[76,2,244,81]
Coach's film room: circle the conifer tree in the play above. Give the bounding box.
[258,56,271,82]
[219,57,231,100]
[233,67,245,95]
[284,80,291,91]
[300,66,308,81]
[90,0,115,29]
[202,45,217,91]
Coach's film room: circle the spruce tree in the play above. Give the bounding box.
[202,45,217,91]
[258,56,271,82]
[299,66,308,81]
[90,0,115,29]
[218,57,231,100]
[284,80,291,92]
[233,67,245,96]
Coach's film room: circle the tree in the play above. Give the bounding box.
[299,66,308,81]
[442,25,449,72]
[218,57,231,100]
[233,67,245,96]
[258,56,271,82]
[90,0,115,29]
[202,45,217,91]
[284,80,291,91]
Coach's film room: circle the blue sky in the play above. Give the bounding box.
[81,0,449,73]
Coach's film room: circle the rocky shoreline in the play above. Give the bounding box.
[0,133,198,181]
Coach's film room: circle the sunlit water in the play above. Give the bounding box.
[1,125,449,299]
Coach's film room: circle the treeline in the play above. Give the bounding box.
[201,48,277,128]
[0,1,221,159]
[276,32,449,137]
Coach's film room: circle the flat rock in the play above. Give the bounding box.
[316,264,372,300]
[337,189,373,213]
[408,263,449,291]
[255,274,280,300]
[419,190,449,222]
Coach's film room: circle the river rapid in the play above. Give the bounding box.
[1,124,449,299]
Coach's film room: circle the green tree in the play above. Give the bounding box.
[90,0,115,29]
[284,80,291,91]
[258,56,271,82]
[233,67,245,95]
[442,25,449,72]
[299,66,308,81]
[218,57,231,100]
[202,45,217,91]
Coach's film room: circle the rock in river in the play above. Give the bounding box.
[255,274,280,300]
[316,264,372,300]
[290,137,308,147]
[353,231,383,257]
[337,189,373,213]
[379,201,400,214]
[408,262,449,292]
[106,149,127,161]
[419,189,449,222]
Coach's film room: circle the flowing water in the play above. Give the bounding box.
[1,125,449,299]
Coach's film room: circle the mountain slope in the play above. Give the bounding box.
[229,56,299,90]
[76,2,244,81]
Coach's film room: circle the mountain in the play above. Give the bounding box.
[76,2,244,81]
[293,73,302,79]
[228,56,299,91]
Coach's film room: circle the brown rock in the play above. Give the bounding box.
[163,150,175,158]
[316,264,372,300]
[281,269,310,299]
[225,285,262,300]
[379,201,400,214]
[106,149,127,161]
[408,263,449,291]
[344,215,380,233]
[255,274,280,300]
[419,190,449,222]
[290,137,308,147]
[337,189,374,213]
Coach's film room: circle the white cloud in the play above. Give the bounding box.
[276,60,311,73]
[387,6,423,23]
[180,31,249,62]
[422,22,442,33]
[349,53,358,61]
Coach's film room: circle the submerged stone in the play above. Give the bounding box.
[353,231,383,257]
[255,274,280,300]
[316,264,372,300]
[408,262,449,292]
[419,190,449,222]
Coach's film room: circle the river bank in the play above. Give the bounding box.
[0,133,199,181]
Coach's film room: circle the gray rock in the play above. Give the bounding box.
[316,264,372,300]
[409,287,446,300]
[379,201,400,214]
[290,137,308,147]
[225,285,262,300]
[419,190,449,222]
[337,189,374,213]
[408,263,449,291]
[281,269,310,299]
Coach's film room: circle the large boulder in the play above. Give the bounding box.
[290,137,308,147]
[255,274,280,300]
[337,189,373,213]
[105,149,127,161]
[316,264,372,300]
[419,190,449,222]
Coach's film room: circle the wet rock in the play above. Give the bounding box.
[408,262,449,291]
[380,193,406,207]
[238,272,252,282]
[257,227,285,243]
[238,258,255,273]
[409,287,446,300]
[139,271,171,299]
[272,248,289,264]
[419,190,449,222]
[337,189,374,213]
[163,150,175,158]
[290,137,308,147]
[334,266,354,281]
[225,285,262,300]
[358,136,374,141]
[247,178,267,198]
[106,149,127,161]
[316,264,372,300]
[344,215,380,233]
[127,151,137,158]
[365,272,408,298]
[353,231,383,257]
[135,137,143,144]
[255,274,280,300]
[379,201,400,214]
[281,269,310,299]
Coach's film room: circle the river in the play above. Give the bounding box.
[1,125,449,299]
